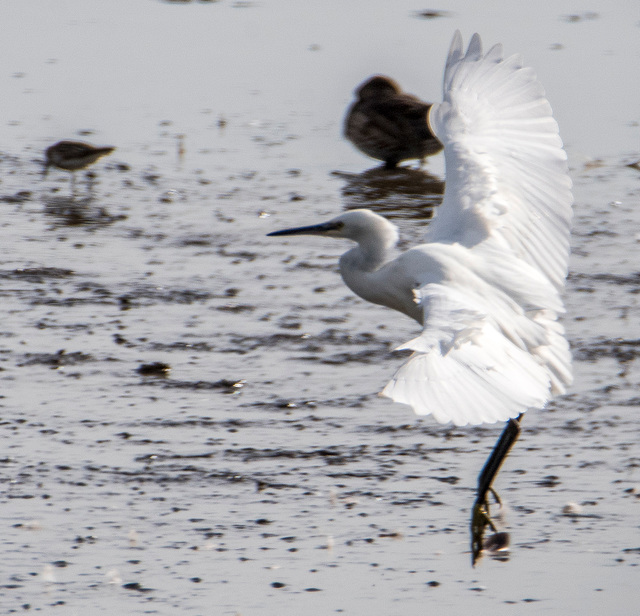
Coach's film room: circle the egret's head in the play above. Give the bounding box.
[267,209,399,248]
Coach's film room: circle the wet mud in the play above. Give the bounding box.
[1,142,638,615]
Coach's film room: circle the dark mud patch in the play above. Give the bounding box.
[5,277,218,311]
[133,451,216,462]
[138,377,244,393]
[248,395,377,413]
[17,350,96,368]
[215,303,256,314]
[221,329,393,357]
[86,461,302,491]
[0,267,75,282]
[145,340,215,352]
[223,444,370,465]
[572,338,640,363]
[570,271,640,291]
[116,285,214,309]
[216,246,260,262]
[413,9,453,20]
[175,234,217,248]
[318,348,395,365]
[132,417,262,431]
[0,190,32,204]
[136,361,171,376]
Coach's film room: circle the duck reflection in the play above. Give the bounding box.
[333,166,444,222]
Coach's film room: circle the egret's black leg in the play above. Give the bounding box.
[471,413,523,565]
[477,415,522,501]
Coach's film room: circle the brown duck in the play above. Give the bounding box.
[344,76,442,169]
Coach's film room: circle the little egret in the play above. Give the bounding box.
[269,32,572,563]
[344,75,443,168]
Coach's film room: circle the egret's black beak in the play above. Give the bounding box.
[267,220,343,237]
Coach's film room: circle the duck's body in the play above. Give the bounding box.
[344,75,443,169]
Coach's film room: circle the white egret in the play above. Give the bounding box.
[269,32,572,562]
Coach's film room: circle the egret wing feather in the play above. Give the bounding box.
[428,32,573,291]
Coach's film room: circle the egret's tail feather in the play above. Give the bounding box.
[382,321,553,426]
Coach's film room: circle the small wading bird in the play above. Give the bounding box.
[270,32,573,564]
[43,140,115,195]
[344,75,443,169]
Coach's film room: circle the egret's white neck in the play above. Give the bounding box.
[339,215,399,273]
[336,215,422,321]
[340,238,390,274]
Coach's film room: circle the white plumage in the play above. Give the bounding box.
[269,32,573,426]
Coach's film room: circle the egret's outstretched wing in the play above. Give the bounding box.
[428,32,573,291]
[382,33,573,425]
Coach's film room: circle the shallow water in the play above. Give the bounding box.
[1,1,639,615]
